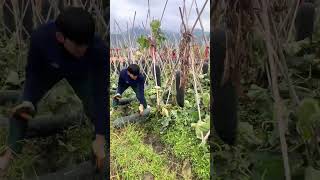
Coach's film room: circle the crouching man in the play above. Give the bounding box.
[0,7,107,175]
[113,64,148,115]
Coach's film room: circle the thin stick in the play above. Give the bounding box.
[160,0,169,24]
[191,46,202,122]
[191,0,208,33]
[260,1,291,179]
[142,21,147,32]
[195,5,208,46]
[114,20,128,46]
[195,0,209,43]
[270,17,300,106]
[187,0,195,22]
[148,0,151,31]
[131,11,137,62]
[179,7,187,32]
[184,0,190,28]
[132,11,136,33]
[286,0,300,43]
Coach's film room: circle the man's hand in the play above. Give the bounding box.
[10,101,35,121]
[92,134,105,172]
[139,104,144,115]
[113,93,122,100]
[0,149,14,176]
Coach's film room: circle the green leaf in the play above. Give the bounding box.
[239,122,263,145]
[185,100,191,108]
[202,93,210,107]
[171,110,178,119]
[137,35,150,50]
[284,39,309,56]
[250,152,284,180]
[268,127,279,146]
[247,84,268,100]
[5,70,19,86]
[303,54,316,63]
[161,117,171,128]
[149,19,166,47]
[297,98,320,141]
[189,111,198,120]
[305,166,320,180]
[310,112,320,137]
[191,117,209,140]
[150,20,161,33]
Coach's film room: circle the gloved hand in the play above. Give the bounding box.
[113,93,122,100]
[0,149,14,177]
[139,104,144,115]
[112,94,122,108]
[92,134,105,172]
[10,101,35,121]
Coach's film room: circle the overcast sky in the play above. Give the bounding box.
[110,0,210,33]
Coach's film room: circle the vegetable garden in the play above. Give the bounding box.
[110,0,210,179]
[0,0,107,179]
[211,1,320,180]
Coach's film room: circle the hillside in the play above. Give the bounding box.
[110,27,210,48]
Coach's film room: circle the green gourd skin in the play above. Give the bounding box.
[175,71,185,108]
[211,28,239,146]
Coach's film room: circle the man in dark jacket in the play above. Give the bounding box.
[0,7,107,173]
[113,64,148,114]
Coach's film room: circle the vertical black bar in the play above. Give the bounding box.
[103,0,110,179]
[210,1,214,179]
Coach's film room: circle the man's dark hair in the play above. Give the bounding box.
[55,7,95,45]
[128,64,140,76]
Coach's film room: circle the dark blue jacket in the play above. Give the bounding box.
[23,22,108,136]
[117,69,147,107]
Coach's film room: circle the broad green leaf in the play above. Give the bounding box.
[250,152,284,180]
[284,39,309,56]
[150,20,161,31]
[297,98,320,141]
[190,111,198,120]
[161,117,171,127]
[191,118,209,140]
[202,93,210,107]
[149,19,166,46]
[171,110,178,118]
[310,112,320,137]
[303,54,316,63]
[247,84,268,100]
[185,100,191,108]
[111,84,117,89]
[268,124,280,146]
[137,35,150,49]
[239,122,263,145]
[5,70,19,85]
[305,166,320,180]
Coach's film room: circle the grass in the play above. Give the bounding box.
[0,124,93,179]
[144,106,210,180]
[0,83,94,179]
[111,124,177,179]
[110,71,210,179]
[159,125,210,179]
[110,98,179,179]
